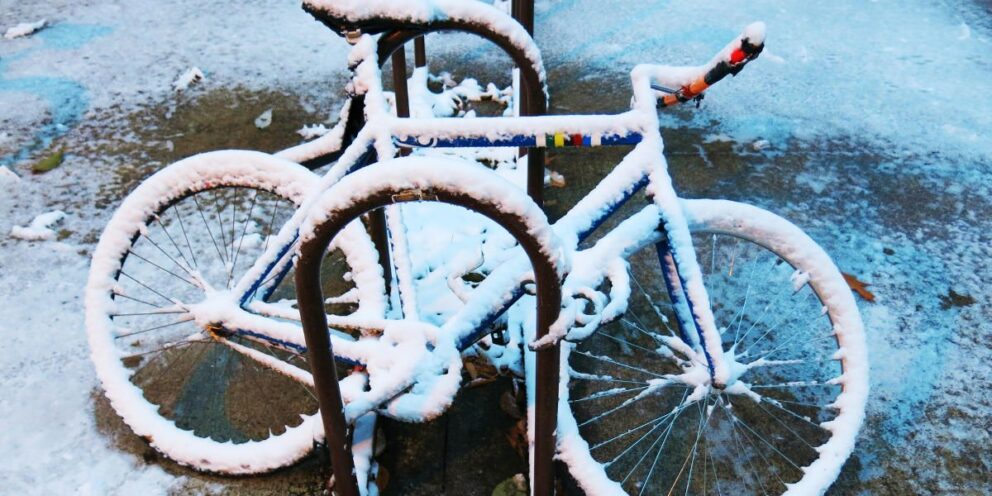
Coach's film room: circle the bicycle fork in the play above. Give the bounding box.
[648,175,731,389]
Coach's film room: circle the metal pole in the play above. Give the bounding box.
[392,48,411,119]
[509,4,557,493]
[296,254,360,496]
[414,36,427,68]
[512,0,545,208]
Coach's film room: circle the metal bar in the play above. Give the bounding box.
[295,254,359,496]
[512,0,544,208]
[367,208,392,297]
[391,49,411,119]
[414,36,427,68]
[393,133,643,149]
[512,1,559,492]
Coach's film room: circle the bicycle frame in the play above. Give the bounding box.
[224,32,737,388]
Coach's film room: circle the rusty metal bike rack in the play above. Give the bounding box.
[296,185,562,496]
[296,3,564,494]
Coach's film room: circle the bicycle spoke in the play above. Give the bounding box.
[230,189,259,288]
[752,400,816,450]
[630,271,675,330]
[111,309,187,317]
[621,318,666,343]
[569,385,648,404]
[119,270,177,305]
[741,290,815,355]
[590,403,684,452]
[126,250,199,288]
[121,337,208,361]
[172,204,198,269]
[115,317,195,339]
[620,392,689,486]
[193,194,228,265]
[213,189,231,263]
[141,232,196,279]
[229,187,239,265]
[154,216,194,272]
[727,398,802,472]
[573,350,666,379]
[598,331,663,355]
[666,399,708,496]
[724,398,765,494]
[112,290,163,308]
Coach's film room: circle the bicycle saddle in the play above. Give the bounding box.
[303,0,516,36]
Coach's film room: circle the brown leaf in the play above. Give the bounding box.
[464,361,479,380]
[463,356,498,380]
[500,390,524,419]
[373,464,389,493]
[842,272,876,302]
[505,419,528,459]
[467,377,497,388]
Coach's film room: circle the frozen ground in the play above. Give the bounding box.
[1,0,990,494]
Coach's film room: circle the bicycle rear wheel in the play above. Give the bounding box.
[558,199,868,495]
[85,151,386,474]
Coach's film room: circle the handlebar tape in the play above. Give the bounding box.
[658,35,764,108]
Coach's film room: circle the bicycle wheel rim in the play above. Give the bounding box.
[558,200,868,495]
[85,152,386,474]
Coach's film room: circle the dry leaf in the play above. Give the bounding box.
[373,464,389,493]
[499,390,523,419]
[491,474,528,496]
[842,272,875,302]
[505,419,528,459]
[467,377,497,388]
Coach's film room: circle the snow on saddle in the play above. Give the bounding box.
[302,0,514,35]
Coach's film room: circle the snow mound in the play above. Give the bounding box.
[10,210,66,241]
[4,19,46,40]
[172,67,204,92]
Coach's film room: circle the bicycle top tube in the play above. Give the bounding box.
[390,113,647,150]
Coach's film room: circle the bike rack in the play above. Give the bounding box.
[296,4,564,494]
[296,185,562,496]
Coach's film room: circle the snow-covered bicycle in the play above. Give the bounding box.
[85,1,868,494]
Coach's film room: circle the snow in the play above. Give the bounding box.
[297,123,330,139]
[254,108,273,129]
[9,210,65,241]
[171,67,204,92]
[0,165,20,184]
[4,19,47,40]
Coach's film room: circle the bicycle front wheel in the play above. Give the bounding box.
[85,151,386,474]
[558,199,868,495]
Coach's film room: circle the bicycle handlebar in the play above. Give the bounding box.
[653,22,765,108]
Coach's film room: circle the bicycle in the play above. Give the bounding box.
[85,1,868,494]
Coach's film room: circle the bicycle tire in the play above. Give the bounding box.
[558,199,868,495]
[85,150,386,474]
